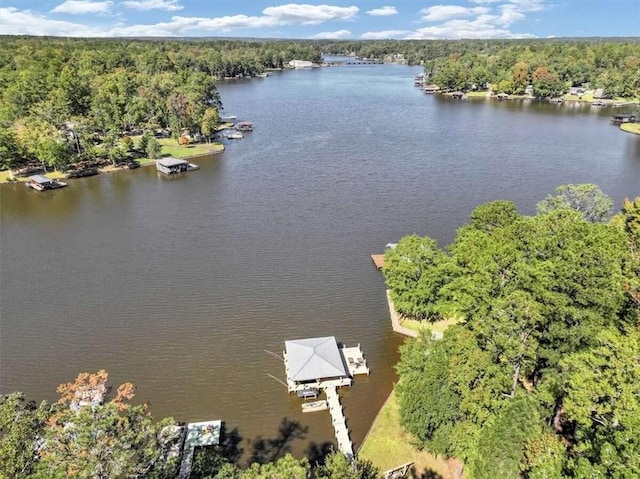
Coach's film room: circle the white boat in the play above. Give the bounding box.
[220,115,237,121]
[301,400,328,413]
[225,131,244,140]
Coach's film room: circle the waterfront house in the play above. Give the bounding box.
[26,175,67,191]
[593,88,606,99]
[289,60,313,69]
[156,158,199,175]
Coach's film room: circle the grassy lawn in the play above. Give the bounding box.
[621,123,640,135]
[465,91,488,98]
[134,136,224,162]
[359,390,455,479]
[0,169,66,183]
[565,92,594,102]
[401,316,462,336]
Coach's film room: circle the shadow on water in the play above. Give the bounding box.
[304,440,335,466]
[219,424,244,464]
[247,417,308,465]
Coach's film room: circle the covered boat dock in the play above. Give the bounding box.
[156,157,199,175]
[283,336,369,461]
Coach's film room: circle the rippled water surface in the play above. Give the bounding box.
[1,61,639,458]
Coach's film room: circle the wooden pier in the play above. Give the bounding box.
[371,254,385,270]
[326,386,354,461]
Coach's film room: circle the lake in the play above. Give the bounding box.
[1,60,638,460]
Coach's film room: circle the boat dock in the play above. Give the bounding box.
[371,254,385,270]
[178,419,222,479]
[282,336,368,461]
[341,345,369,376]
[326,386,354,461]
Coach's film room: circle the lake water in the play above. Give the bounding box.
[1,60,638,460]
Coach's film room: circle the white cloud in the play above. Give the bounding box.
[421,5,489,22]
[469,0,501,3]
[408,15,535,39]
[507,0,546,12]
[51,1,113,15]
[121,0,183,11]
[262,4,359,25]
[365,6,397,16]
[0,7,103,36]
[310,29,351,39]
[361,29,410,39]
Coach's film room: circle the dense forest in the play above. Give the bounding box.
[383,186,640,479]
[0,371,377,479]
[0,37,322,173]
[0,37,638,174]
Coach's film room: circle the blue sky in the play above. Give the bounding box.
[1,1,639,39]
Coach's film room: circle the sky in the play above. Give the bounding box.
[1,1,639,40]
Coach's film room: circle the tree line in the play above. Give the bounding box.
[319,38,640,98]
[0,370,377,479]
[383,185,640,478]
[0,37,322,173]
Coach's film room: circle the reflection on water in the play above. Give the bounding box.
[1,63,639,459]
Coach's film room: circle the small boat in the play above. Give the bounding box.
[302,400,328,413]
[296,388,319,399]
[236,122,253,132]
[225,131,244,140]
[220,115,237,121]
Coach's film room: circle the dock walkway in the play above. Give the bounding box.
[325,386,354,461]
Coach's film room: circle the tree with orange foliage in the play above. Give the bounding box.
[34,371,177,479]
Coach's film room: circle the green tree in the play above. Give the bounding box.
[532,66,564,98]
[611,197,640,323]
[0,129,22,172]
[383,234,452,320]
[313,451,378,479]
[0,393,50,479]
[468,395,545,479]
[561,328,640,479]
[537,183,614,223]
[201,107,221,143]
[147,137,161,159]
[241,454,310,479]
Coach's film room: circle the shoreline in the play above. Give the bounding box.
[620,123,640,135]
[0,142,225,185]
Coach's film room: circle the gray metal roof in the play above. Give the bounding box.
[285,336,348,382]
[157,158,188,167]
[29,175,53,184]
